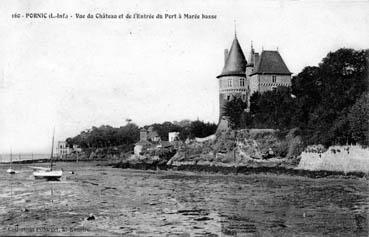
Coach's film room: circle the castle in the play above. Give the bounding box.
[217,34,292,124]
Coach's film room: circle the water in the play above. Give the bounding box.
[0,162,368,236]
[0,153,49,163]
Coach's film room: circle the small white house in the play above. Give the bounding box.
[134,140,152,155]
[57,142,82,158]
[168,132,180,143]
[57,141,71,157]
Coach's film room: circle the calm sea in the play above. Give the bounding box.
[0,153,49,163]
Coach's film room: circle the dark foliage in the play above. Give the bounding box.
[66,123,139,149]
[66,120,217,152]
[223,97,248,129]
[249,87,297,129]
[144,120,216,140]
[189,120,217,138]
[244,48,368,146]
[66,123,140,150]
[347,93,369,146]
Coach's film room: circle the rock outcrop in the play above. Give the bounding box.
[112,129,369,178]
[168,128,304,168]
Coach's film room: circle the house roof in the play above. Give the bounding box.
[217,36,247,78]
[250,50,292,75]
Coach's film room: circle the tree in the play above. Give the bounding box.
[291,66,322,127]
[348,93,369,146]
[65,123,140,151]
[189,120,217,138]
[223,96,248,129]
[248,87,297,129]
[245,48,368,147]
[302,49,368,146]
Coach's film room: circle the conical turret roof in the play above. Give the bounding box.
[217,36,247,78]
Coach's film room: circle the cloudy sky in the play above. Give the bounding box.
[0,0,368,153]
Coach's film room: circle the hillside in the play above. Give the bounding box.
[167,128,304,168]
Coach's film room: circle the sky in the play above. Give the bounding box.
[0,0,368,153]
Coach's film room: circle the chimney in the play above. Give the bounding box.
[224,49,229,64]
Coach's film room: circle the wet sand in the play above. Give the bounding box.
[1,162,368,236]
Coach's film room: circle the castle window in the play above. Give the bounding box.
[228,79,232,87]
[272,75,277,83]
[227,95,231,101]
[240,78,245,87]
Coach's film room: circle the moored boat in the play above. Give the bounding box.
[7,150,16,174]
[33,129,63,180]
[33,169,62,180]
[7,168,15,174]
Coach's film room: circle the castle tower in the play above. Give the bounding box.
[248,50,292,96]
[216,34,248,122]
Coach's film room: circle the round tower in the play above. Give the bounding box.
[216,35,248,122]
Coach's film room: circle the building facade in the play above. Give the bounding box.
[134,127,162,155]
[168,132,180,143]
[57,141,82,158]
[57,141,71,157]
[217,34,292,122]
[248,50,292,95]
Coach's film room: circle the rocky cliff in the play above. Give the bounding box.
[112,129,369,178]
[167,128,304,168]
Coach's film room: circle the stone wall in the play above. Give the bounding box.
[297,145,369,173]
[249,74,291,95]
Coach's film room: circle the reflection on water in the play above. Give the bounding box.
[0,162,368,236]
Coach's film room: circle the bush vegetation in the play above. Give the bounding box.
[223,48,369,147]
[66,120,217,151]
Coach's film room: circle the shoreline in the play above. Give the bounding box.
[0,157,112,165]
[111,161,368,179]
[2,158,368,179]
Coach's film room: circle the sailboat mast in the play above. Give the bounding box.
[10,149,12,168]
[50,129,55,171]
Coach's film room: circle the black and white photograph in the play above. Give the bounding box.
[0,0,369,236]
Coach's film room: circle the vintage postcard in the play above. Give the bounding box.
[0,0,368,236]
